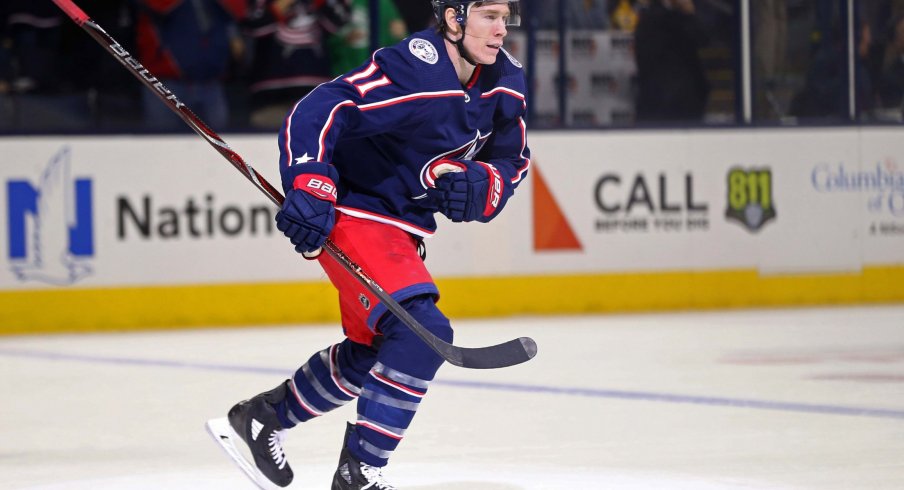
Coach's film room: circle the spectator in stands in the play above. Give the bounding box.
[241,0,350,128]
[538,0,610,30]
[135,0,247,131]
[790,7,873,120]
[71,1,143,129]
[752,0,787,119]
[0,1,102,130]
[879,15,904,115]
[609,0,639,32]
[633,0,709,123]
[861,1,904,119]
[0,19,11,96]
[391,0,435,33]
[0,2,65,95]
[328,0,407,76]
[0,7,12,128]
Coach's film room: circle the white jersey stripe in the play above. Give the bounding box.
[480,86,526,100]
[283,98,304,167]
[358,90,465,111]
[335,207,435,237]
[512,116,530,184]
[317,100,356,162]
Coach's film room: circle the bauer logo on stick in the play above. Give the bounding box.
[109,41,185,109]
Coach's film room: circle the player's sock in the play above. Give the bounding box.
[350,361,431,466]
[273,342,371,427]
[339,295,451,469]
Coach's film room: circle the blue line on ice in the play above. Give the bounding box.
[2,347,903,420]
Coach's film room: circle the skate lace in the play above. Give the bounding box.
[268,429,288,469]
[359,463,396,490]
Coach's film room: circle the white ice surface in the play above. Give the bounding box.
[2,305,903,489]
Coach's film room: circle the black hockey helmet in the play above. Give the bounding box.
[431,0,521,29]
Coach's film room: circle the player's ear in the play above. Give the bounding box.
[444,8,463,37]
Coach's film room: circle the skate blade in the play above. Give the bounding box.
[206,417,284,490]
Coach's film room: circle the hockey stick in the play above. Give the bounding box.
[51,0,537,369]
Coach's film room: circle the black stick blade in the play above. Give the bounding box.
[443,336,538,369]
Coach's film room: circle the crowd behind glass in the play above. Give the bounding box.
[2,0,903,133]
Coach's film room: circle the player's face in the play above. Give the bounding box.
[463,3,511,65]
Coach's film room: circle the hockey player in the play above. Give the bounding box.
[207,1,529,488]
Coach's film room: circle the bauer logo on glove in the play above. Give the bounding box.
[276,163,340,258]
[296,175,338,203]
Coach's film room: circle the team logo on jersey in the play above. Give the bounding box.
[501,47,522,68]
[409,38,439,65]
[418,130,493,190]
[6,146,95,285]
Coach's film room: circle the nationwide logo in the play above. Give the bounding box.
[6,147,95,285]
[725,167,776,233]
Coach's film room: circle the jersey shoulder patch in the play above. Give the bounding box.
[500,47,522,69]
[408,38,439,65]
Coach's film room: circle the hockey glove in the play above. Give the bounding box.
[275,163,339,258]
[426,158,508,223]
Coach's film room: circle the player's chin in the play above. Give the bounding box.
[478,46,501,64]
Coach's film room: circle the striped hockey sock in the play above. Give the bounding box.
[275,343,368,427]
[348,361,432,466]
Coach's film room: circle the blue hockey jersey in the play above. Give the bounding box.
[277,28,531,237]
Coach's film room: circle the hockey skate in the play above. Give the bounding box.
[332,422,397,490]
[206,381,294,489]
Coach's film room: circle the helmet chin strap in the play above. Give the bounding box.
[445,25,479,67]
